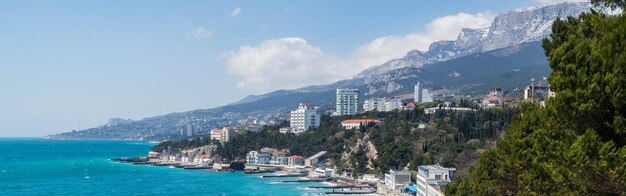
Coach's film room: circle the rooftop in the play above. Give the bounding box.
[272,150,288,155]
[417,164,456,172]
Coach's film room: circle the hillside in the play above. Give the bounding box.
[48,2,590,140]
[153,103,520,179]
[48,41,549,140]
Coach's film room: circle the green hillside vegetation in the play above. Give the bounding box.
[446,2,626,194]
[153,101,520,178]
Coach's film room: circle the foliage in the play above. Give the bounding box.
[447,5,626,195]
[153,101,518,178]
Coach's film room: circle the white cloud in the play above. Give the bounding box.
[534,0,586,5]
[189,27,214,39]
[351,12,494,68]
[224,12,495,91]
[224,38,347,91]
[231,7,242,17]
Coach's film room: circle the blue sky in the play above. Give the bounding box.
[0,0,576,136]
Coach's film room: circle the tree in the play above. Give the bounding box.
[447,3,626,194]
[591,0,626,9]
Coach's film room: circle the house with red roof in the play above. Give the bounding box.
[405,102,416,110]
[288,155,304,166]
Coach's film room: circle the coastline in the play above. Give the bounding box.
[112,156,381,195]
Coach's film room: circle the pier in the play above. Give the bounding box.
[279,178,332,183]
[111,157,148,163]
[261,173,308,178]
[244,170,274,174]
[183,166,212,170]
[309,185,377,195]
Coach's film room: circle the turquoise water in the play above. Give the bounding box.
[0,138,326,195]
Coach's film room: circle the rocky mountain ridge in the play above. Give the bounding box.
[354,2,592,78]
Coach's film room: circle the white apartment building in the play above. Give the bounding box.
[384,97,403,111]
[364,97,402,112]
[270,151,288,165]
[336,89,359,115]
[246,151,270,165]
[415,81,423,103]
[416,164,456,196]
[384,169,412,191]
[289,103,320,133]
[210,127,235,143]
[363,98,385,112]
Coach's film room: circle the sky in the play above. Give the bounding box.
[0,0,582,137]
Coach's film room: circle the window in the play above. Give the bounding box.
[435,174,441,180]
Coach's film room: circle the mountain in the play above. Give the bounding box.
[355,2,591,78]
[49,41,549,140]
[48,2,587,140]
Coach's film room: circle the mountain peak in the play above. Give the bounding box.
[353,2,592,79]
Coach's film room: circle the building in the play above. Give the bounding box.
[314,168,333,177]
[181,154,194,163]
[289,103,320,133]
[336,89,359,115]
[384,97,403,111]
[305,151,327,167]
[481,87,504,108]
[415,81,423,103]
[341,119,382,130]
[405,102,416,110]
[210,127,235,143]
[193,154,211,164]
[416,164,456,196]
[287,155,305,166]
[363,98,385,112]
[384,169,412,191]
[279,127,294,134]
[361,174,379,182]
[186,124,194,137]
[223,128,234,142]
[270,151,288,165]
[246,151,270,165]
[363,97,402,112]
[210,129,222,141]
[424,107,475,114]
[524,78,553,105]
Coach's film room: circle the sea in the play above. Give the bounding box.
[0,138,327,195]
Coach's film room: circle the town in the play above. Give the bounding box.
[114,78,553,196]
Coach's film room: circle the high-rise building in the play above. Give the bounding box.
[414,82,423,103]
[290,103,320,133]
[336,89,359,115]
[186,124,193,137]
